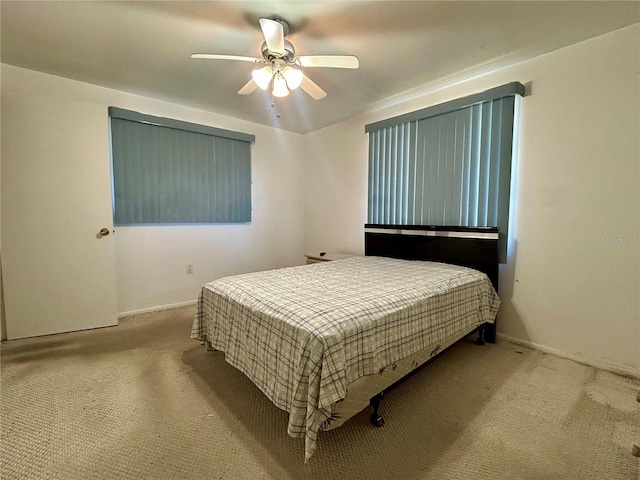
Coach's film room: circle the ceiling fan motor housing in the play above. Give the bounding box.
[261,39,295,62]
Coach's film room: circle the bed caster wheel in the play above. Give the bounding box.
[370,413,385,427]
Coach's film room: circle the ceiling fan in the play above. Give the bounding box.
[191,18,359,100]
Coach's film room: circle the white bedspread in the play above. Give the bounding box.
[191,256,500,460]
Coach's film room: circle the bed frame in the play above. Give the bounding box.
[363,224,499,426]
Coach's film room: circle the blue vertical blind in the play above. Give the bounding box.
[366,82,524,262]
[109,107,254,224]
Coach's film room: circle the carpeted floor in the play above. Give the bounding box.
[1,306,638,479]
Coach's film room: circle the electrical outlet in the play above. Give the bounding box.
[186,263,193,274]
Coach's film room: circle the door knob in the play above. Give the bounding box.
[99,228,110,236]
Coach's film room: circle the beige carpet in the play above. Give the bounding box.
[1,306,638,479]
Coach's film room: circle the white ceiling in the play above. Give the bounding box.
[2,1,638,134]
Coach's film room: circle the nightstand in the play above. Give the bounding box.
[305,252,355,264]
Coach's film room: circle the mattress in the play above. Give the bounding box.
[191,256,500,460]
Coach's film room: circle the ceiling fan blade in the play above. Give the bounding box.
[296,55,359,69]
[299,74,326,100]
[191,54,262,63]
[259,18,285,55]
[238,79,257,95]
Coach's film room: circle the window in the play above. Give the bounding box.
[108,107,254,224]
[365,82,524,262]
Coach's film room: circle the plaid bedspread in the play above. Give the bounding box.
[191,256,500,460]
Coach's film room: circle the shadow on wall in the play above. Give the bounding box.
[498,239,530,342]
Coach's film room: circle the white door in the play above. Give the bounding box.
[2,92,118,339]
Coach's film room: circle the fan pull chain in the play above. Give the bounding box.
[270,98,282,119]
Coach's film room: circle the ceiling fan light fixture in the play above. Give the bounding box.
[252,66,273,90]
[192,17,358,101]
[283,67,303,90]
[272,74,289,97]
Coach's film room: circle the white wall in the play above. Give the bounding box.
[304,25,640,376]
[303,117,369,256]
[1,65,306,318]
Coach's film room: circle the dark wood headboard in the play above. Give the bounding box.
[364,224,499,291]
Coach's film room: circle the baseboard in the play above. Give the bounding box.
[496,333,640,380]
[118,300,197,319]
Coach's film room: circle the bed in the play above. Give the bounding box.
[191,225,501,461]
